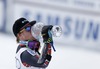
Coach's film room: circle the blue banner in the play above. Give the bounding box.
[0,0,7,33]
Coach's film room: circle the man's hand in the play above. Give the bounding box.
[41,25,53,43]
[28,40,40,50]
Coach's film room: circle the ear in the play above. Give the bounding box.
[17,33,22,39]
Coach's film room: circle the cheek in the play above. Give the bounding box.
[25,32,32,37]
[20,34,25,39]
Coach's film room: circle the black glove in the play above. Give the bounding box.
[46,54,52,61]
[41,25,53,43]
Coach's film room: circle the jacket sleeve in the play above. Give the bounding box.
[20,43,52,68]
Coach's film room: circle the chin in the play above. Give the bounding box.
[30,36,35,40]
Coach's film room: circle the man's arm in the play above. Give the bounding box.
[20,43,52,68]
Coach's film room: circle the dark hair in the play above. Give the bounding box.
[16,37,19,43]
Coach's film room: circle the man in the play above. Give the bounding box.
[12,18,53,69]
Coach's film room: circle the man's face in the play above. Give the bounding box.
[17,25,35,41]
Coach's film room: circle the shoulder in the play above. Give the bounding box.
[21,49,36,57]
[16,46,22,53]
[16,45,26,53]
